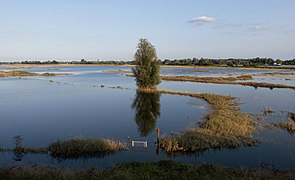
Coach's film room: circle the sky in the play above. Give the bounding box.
[0,0,295,61]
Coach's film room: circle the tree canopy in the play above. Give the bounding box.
[132,39,161,89]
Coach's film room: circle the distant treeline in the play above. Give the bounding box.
[1,57,295,66]
[161,58,295,67]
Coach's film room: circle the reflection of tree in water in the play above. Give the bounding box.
[13,135,24,161]
[132,91,161,137]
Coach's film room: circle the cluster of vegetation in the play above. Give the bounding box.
[138,89,256,153]
[271,121,295,134]
[0,70,59,77]
[0,70,68,77]
[49,138,127,159]
[1,160,294,179]
[269,112,295,134]
[4,137,127,161]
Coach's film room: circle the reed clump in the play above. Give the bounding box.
[49,138,127,159]
[289,112,295,122]
[271,121,295,134]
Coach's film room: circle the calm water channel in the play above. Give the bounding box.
[0,65,294,170]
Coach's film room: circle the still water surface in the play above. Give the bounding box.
[0,65,294,169]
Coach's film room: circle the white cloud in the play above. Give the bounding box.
[188,16,217,25]
[252,24,267,31]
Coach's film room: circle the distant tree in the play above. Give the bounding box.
[275,59,282,65]
[51,60,58,64]
[132,38,161,89]
[80,59,87,64]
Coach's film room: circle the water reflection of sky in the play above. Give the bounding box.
[0,65,294,170]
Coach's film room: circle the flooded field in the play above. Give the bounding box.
[0,65,294,170]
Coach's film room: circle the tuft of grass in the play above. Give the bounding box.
[271,120,295,134]
[49,138,127,159]
[288,112,295,122]
[263,108,275,115]
[42,72,56,76]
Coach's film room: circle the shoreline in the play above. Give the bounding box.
[1,160,294,179]
[1,63,294,70]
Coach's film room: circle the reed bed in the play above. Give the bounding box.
[49,138,127,159]
[138,88,256,153]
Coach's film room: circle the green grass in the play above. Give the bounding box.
[0,161,294,180]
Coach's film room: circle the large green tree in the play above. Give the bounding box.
[132,38,161,89]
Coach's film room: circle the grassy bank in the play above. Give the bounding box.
[160,75,295,90]
[126,74,295,90]
[0,160,294,179]
[0,70,67,77]
[138,89,256,153]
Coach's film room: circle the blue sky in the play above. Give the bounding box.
[0,0,294,61]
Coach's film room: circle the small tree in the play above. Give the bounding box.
[132,38,161,89]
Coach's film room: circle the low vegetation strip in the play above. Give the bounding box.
[126,74,295,90]
[102,69,131,73]
[0,70,67,77]
[138,89,256,153]
[139,88,236,109]
[48,138,127,159]
[253,72,295,76]
[161,75,254,82]
[160,75,295,90]
[0,161,294,179]
[4,137,127,160]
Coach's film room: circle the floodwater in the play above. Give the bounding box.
[0,65,294,170]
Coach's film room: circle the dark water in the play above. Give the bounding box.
[0,65,294,169]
